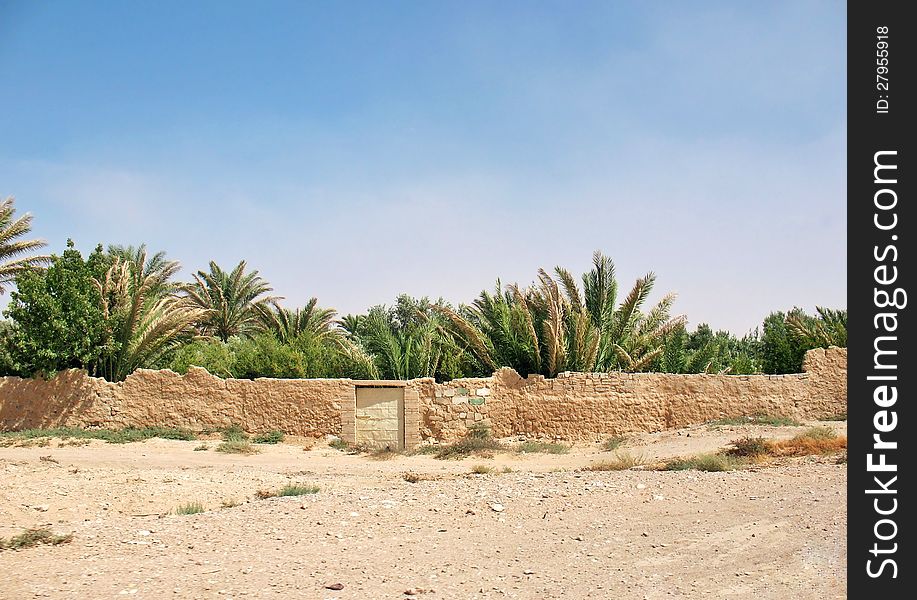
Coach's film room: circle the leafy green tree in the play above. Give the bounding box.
[183,260,279,341]
[0,197,50,294]
[658,323,761,374]
[3,241,110,376]
[762,310,807,374]
[344,295,475,380]
[0,320,21,376]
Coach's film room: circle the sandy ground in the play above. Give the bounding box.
[0,422,847,599]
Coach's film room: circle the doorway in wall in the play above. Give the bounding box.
[354,385,405,450]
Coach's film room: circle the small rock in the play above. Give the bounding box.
[636,484,646,490]
[523,569,535,575]
[641,532,649,537]
[490,503,505,512]
[324,583,344,590]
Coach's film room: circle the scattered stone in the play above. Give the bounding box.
[324,583,344,590]
[523,569,535,575]
[490,503,505,512]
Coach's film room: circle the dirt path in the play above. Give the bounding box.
[0,422,846,599]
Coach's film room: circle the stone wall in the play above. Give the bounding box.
[423,347,848,442]
[0,348,847,445]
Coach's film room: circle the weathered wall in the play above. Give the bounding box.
[0,367,351,438]
[0,348,847,443]
[423,347,848,442]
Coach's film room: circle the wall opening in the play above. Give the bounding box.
[355,385,405,450]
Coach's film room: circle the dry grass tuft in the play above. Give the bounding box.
[0,528,73,551]
[215,440,259,454]
[664,453,743,472]
[174,502,205,515]
[586,451,645,471]
[768,432,847,457]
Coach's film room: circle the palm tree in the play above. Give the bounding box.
[0,197,49,293]
[261,298,339,344]
[787,306,847,348]
[437,251,684,376]
[94,249,205,381]
[183,260,279,341]
[108,244,179,298]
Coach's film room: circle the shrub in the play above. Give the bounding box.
[796,426,837,440]
[193,444,209,451]
[726,437,770,458]
[328,438,351,452]
[586,451,645,471]
[710,415,801,427]
[0,426,195,445]
[174,502,205,515]
[253,431,284,444]
[215,440,258,454]
[603,436,626,451]
[220,425,248,442]
[278,483,320,496]
[258,484,320,498]
[769,428,846,456]
[470,464,494,474]
[664,453,742,472]
[467,423,492,440]
[0,528,73,550]
[515,440,569,454]
[433,429,504,459]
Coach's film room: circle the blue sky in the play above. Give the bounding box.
[0,0,846,334]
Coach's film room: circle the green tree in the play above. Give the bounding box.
[658,323,761,374]
[0,196,50,293]
[761,310,807,374]
[183,260,279,341]
[3,241,110,376]
[344,295,475,380]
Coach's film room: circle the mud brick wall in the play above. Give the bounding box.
[0,348,846,445]
[421,347,847,442]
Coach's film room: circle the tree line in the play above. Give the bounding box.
[0,197,846,382]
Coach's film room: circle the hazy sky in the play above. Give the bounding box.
[0,0,846,334]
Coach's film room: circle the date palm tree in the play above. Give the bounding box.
[787,306,847,348]
[183,260,279,341]
[261,298,339,344]
[0,197,50,293]
[94,248,205,381]
[437,251,684,376]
